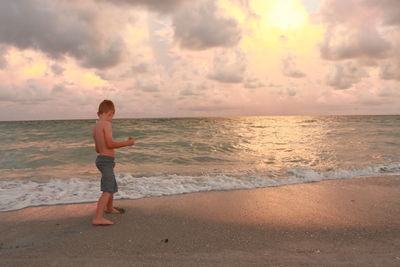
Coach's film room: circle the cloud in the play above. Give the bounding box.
[185,103,237,112]
[179,89,195,96]
[50,63,65,76]
[360,98,386,106]
[325,61,368,89]
[0,45,8,69]
[172,0,242,50]
[99,0,188,14]
[363,0,400,26]
[102,60,153,81]
[0,79,52,103]
[134,79,160,92]
[52,83,67,94]
[148,15,180,75]
[243,77,264,89]
[279,35,288,43]
[208,49,246,83]
[230,0,259,19]
[301,0,322,13]
[0,0,125,69]
[318,0,358,24]
[318,0,392,60]
[184,80,211,93]
[320,24,390,60]
[271,86,297,97]
[378,84,400,98]
[380,62,400,81]
[178,81,208,97]
[282,54,306,78]
[131,62,149,74]
[51,81,77,95]
[317,0,400,101]
[267,83,282,88]
[286,87,297,97]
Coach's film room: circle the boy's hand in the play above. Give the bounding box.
[127,136,135,146]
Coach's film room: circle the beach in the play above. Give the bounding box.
[1,176,400,266]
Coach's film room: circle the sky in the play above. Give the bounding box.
[0,0,399,120]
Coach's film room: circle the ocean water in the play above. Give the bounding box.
[1,115,400,211]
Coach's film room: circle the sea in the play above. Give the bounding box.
[1,115,400,211]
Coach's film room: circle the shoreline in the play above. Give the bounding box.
[2,172,400,213]
[1,176,400,266]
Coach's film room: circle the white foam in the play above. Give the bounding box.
[1,162,400,212]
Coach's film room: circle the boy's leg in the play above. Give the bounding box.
[106,193,114,212]
[92,192,114,225]
[105,193,124,214]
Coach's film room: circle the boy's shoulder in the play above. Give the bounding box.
[96,120,112,127]
[94,120,112,132]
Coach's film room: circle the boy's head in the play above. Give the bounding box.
[97,100,115,118]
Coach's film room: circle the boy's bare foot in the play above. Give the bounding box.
[92,218,114,226]
[105,207,125,214]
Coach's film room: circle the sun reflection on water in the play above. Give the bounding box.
[229,116,333,174]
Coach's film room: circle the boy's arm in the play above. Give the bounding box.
[92,127,100,153]
[103,122,134,149]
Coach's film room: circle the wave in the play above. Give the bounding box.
[1,162,400,212]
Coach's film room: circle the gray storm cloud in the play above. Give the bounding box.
[172,0,242,50]
[0,0,125,69]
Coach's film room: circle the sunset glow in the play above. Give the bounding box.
[262,0,308,30]
[0,0,399,120]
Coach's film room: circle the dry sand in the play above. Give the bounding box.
[1,176,400,266]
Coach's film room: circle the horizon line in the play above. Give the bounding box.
[1,113,399,123]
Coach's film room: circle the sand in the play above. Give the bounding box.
[1,176,400,266]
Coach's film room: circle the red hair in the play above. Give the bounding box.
[97,100,115,116]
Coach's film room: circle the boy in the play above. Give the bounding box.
[92,100,134,226]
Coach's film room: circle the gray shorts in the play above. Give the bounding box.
[96,155,118,193]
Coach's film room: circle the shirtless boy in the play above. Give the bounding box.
[92,100,134,226]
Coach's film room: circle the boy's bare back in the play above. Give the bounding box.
[93,120,115,157]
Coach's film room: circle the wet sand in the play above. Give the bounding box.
[1,176,400,266]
